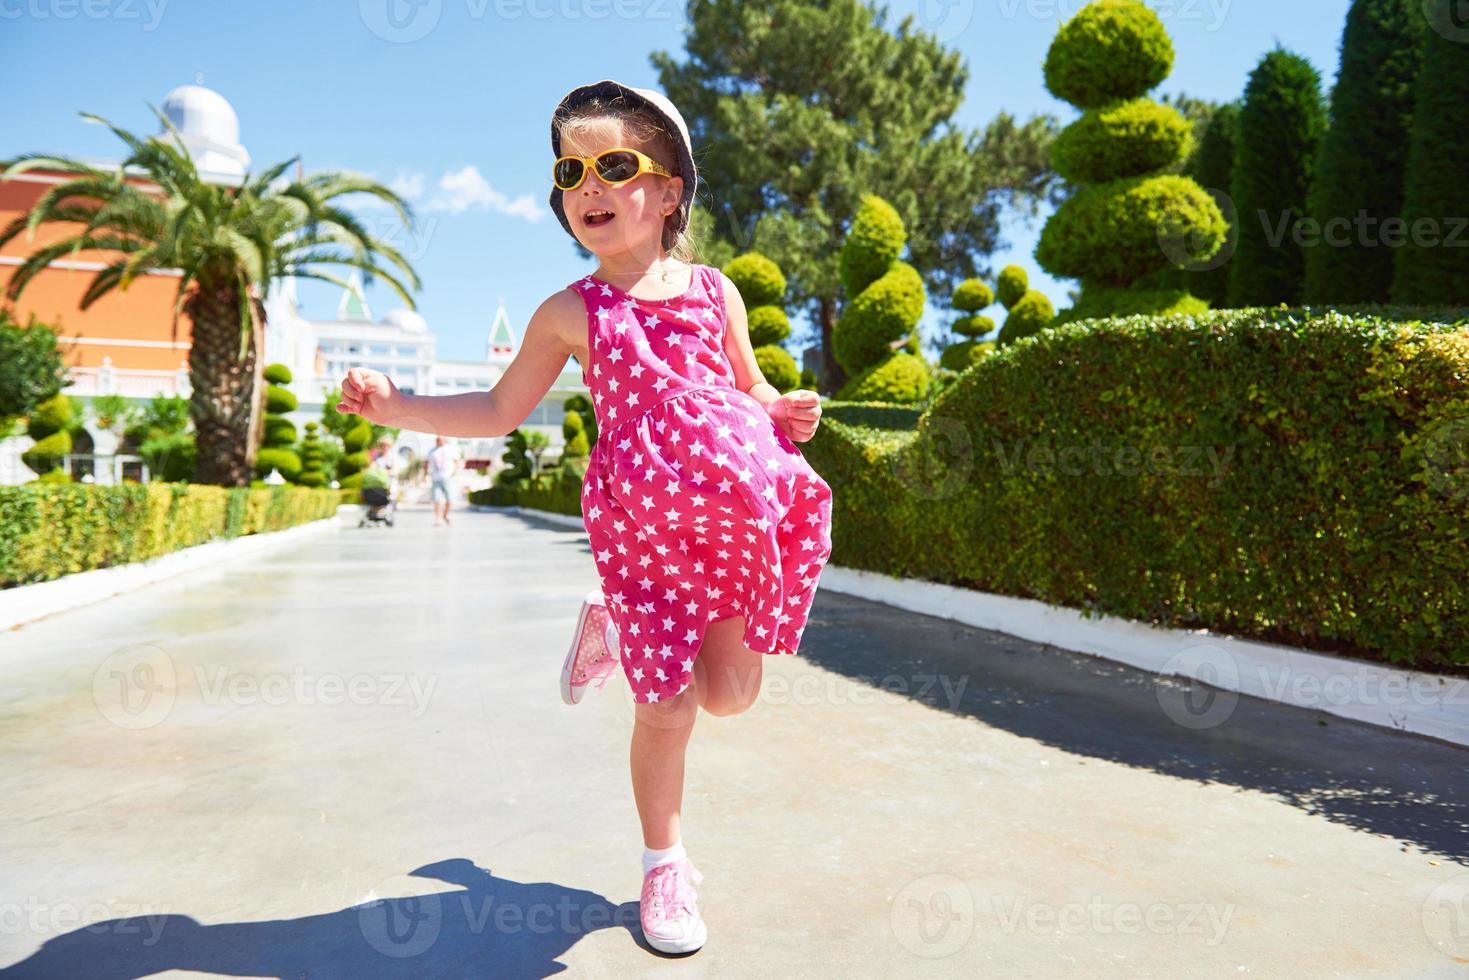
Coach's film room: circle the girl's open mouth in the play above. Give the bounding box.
[585,209,615,227]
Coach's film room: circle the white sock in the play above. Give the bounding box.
[643,839,686,875]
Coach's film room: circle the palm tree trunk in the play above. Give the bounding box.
[185,276,263,486]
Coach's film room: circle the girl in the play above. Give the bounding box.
[336,79,834,957]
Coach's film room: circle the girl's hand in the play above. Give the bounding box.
[766,389,822,443]
[336,368,402,425]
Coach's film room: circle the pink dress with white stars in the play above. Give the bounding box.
[570,262,834,705]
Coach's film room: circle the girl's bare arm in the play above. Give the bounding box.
[339,290,583,438]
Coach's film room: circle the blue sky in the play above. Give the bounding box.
[2,0,1352,362]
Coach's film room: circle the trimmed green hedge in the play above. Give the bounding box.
[0,483,342,587]
[468,458,586,516]
[802,308,1469,669]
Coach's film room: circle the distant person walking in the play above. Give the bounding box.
[426,436,460,527]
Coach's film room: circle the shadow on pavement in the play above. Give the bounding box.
[799,590,1469,864]
[0,859,640,980]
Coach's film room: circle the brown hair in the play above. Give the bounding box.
[554,96,698,263]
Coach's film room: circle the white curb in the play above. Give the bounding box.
[480,504,1469,748]
[1,516,340,633]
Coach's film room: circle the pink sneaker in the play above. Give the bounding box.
[560,588,620,705]
[640,857,707,954]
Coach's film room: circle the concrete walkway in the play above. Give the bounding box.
[0,506,1466,978]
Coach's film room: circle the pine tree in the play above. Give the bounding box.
[1390,0,1469,305]
[1305,0,1425,304]
[1227,49,1328,307]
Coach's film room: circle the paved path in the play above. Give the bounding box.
[1,506,1466,978]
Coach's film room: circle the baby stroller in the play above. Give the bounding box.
[358,465,395,528]
[359,486,395,527]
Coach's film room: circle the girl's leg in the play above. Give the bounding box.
[630,686,699,849]
[692,613,763,717]
[627,614,763,848]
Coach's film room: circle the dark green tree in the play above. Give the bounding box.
[1228,48,1328,306]
[652,0,1058,393]
[1305,0,1426,304]
[296,421,328,488]
[1391,0,1469,305]
[1178,102,1240,307]
[0,311,66,428]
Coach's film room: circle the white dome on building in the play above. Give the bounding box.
[159,85,250,179]
[381,308,429,334]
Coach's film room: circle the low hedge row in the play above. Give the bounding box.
[467,460,586,516]
[0,483,342,587]
[802,307,1469,669]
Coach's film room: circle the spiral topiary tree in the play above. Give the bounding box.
[994,266,1058,346]
[254,362,301,482]
[940,278,996,371]
[724,252,800,393]
[21,392,76,482]
[1035,0,1227,323]
[336,420,372,489]
[296,421,328,487]
[496,430,534,486]
[562,393,597,453]
[832,194,929,403]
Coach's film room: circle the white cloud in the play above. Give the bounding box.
[427,165,543,221]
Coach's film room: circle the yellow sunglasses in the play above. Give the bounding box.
[553,147,674,191]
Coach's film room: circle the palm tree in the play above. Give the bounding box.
[0,109,421,485]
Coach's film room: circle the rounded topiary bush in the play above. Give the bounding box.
[832,260,926,375]
[836,350,930,402]
[263,363,293,385]
[1056,286,1208,325]
[952,314,995,338]
[996,266,1029,309]
[21,430,70,476]
[939,339,996,372]
[27,394,74,441]
[264,416,298,446]
[952,278,995,312]
[998,290,1058,345]
[1043,0,1174,109]
[838,195,906,298]
[1036,175,1228,287]
[1051,98,1192,184]
[255,446,303,482]
[755,344,800,391]
[724,252,787,307]
[264,385,298,415]
[747,305,792,347]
